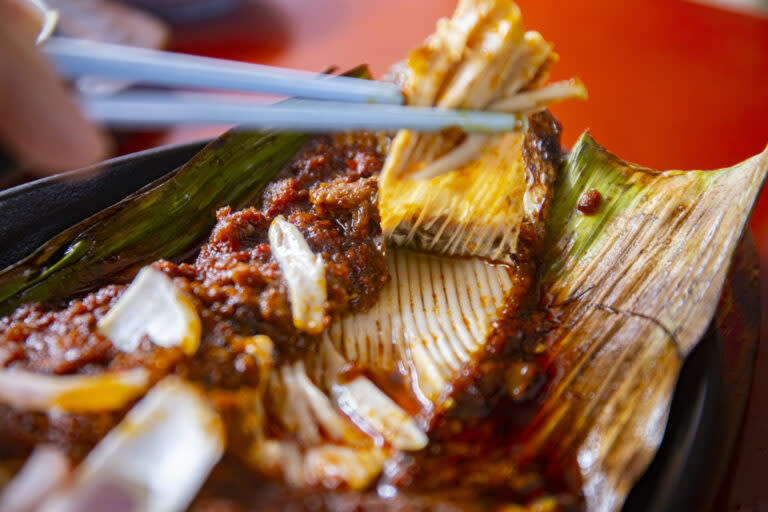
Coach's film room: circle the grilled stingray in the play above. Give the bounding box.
[327,112,559,417]
[228,110,561,490]
[222,0,571,488]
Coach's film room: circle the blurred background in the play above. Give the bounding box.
[5,0,768,509]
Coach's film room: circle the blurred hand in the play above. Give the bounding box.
[0,1,109,174]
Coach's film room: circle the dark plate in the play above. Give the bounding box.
[0,140,207,270]
[0,141,758,511]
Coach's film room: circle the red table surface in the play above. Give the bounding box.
[160,0,768,509]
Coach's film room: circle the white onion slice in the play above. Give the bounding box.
[0,368,150,413]
[271,361,367,447]
[246,360,392,490]
[303,444,388,490]
[268,216,327,334]
[256,440,387,490]
[40,376,225,512]
[97,267,201,355]
[333,376,427,451]
[0,446,71,512]
[317,340,427,451]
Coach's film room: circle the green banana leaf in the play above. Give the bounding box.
[0,130,306,314]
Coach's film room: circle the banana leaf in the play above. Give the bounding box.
[0,130,306,315]
[529,132,768,511]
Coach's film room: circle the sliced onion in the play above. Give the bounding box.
[256,440,387,490]
[303,444,388,490]
[272,361,367,447]
[268,215,327,335]
[0,446,71,512]
[245,360,390,490]
[0,368,150,414]
[40,376,225,512]
[319,340,427,451]
[333,376,427,451]
[97,267,201,355]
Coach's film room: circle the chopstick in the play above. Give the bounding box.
[43,36,529,134]
[78,94,528,134]
[42,36,404,105]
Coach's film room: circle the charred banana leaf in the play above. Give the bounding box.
[530,133,768,511]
